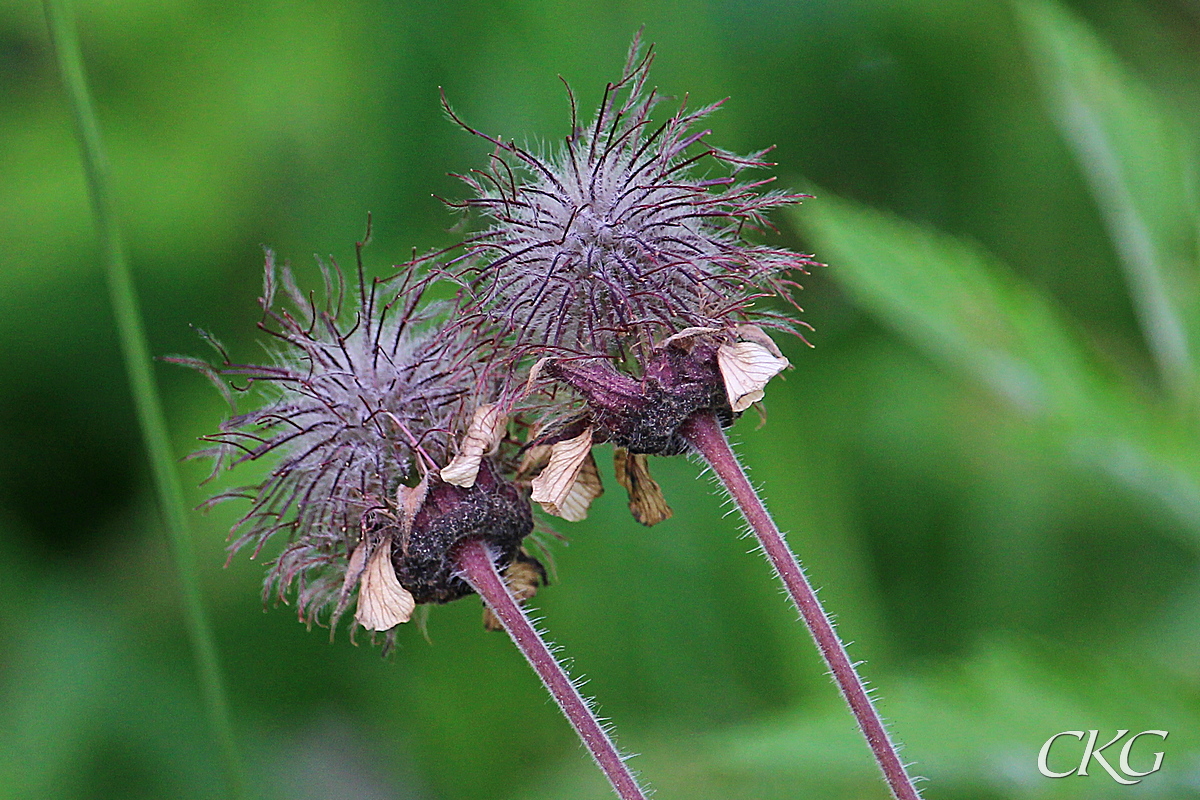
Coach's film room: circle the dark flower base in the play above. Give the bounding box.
[394,461,534,604]
[548,341,736,456]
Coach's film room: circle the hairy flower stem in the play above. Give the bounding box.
[455,537,649,800]
[680,410,921,800]
[44,3,248,798]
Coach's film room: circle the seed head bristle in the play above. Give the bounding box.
[183,247,485,633]
[446,33,817,370]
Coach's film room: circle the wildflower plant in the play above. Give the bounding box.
[175,32,922,800]
[176,232,649,798]
[445,35,924,800]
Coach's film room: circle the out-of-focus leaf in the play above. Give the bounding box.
[1015,0,1200,399]
[0,584,236,800]
[519,643,1199,799]
[720,643,1199,799]
[790,194,1200,536]
[0,598,126,798]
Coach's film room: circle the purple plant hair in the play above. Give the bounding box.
[174,239,535,642]
[176,237,653,799]
[439,36,925,800]
[445,33,816,372]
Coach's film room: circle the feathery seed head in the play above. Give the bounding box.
[178,242,539,644]
[449,33,815,366]
[445,35,814,466]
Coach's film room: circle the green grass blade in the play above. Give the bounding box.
[791,193,1200,535]
[1015,0,1200,400]
[43,2,249,797]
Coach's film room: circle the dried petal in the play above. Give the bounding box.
[734,323,786,359]
[530,428,602,520]
[355,538,416,631]
[440,404,507,487]
[517,443,552,481]
[717,341,790,413]
[396,470,431,554]
[334,541,369,620]
[483,552,547,631]
[522,356,555,397]
[659,326,721,351]
[553,451,604,522]
[613,448,673,526]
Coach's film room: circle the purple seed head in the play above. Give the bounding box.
[447,33,815,370]
[444,35,814,456]
[176,244,538,643]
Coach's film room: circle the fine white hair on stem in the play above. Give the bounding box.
[454,537,651,800]
[681,410,924,800]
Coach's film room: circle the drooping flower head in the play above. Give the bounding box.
[176,239,541,645]
[444,35,817,523]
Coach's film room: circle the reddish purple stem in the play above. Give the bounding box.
[680,410,922,800]
[454,537,649,800]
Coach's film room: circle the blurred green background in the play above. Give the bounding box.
[4,0,1200,797]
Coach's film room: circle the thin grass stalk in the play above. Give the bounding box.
[43,3,248,798]
[455,537,649,800]
[680,410,921,800]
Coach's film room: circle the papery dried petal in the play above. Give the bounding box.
[530,428,601,520]
[335,541,370,621]
[717,341,790,413]
[522,356,555,397]
[517,444,553,481]
[396,470,431,553]
[734,323,786,359]
[440,404,507,487]
[613,448,673,526]
[355,538,416,631]
[483,550,547,631]
[553,451,604,522]
[659,327,721,351]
